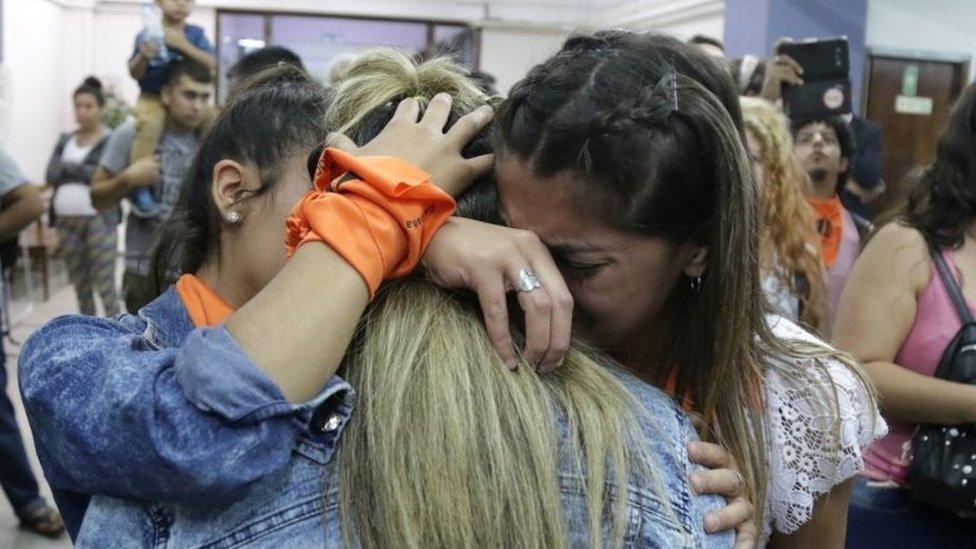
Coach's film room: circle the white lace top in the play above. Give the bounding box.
[760,315,888,544]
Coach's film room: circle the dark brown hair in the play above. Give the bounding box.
[905,82,976,249]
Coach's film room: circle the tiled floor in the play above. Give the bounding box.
[1,262,77,549]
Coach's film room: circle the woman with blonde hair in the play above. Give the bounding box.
[26,52,732,547]
[740,96,828,333]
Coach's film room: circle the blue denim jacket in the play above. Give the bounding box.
[18,288,354,540]
[73,372,733,546]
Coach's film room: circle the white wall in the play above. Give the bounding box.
[478,24,570,94]
[866,0,976,79]
[92,2,215,108]
[0,0,733,181]
[589,0,725,41]
[1,0,72,181]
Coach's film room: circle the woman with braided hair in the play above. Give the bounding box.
[416,31,884,546]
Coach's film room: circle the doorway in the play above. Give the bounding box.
[863,49,969,215]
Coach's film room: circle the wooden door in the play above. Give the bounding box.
[864,54,968,215]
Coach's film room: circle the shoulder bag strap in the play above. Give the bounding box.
[928,243,976,325]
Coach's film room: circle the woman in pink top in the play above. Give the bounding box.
[835,82,976,548]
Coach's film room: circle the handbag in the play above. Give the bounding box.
[908,244,976,511]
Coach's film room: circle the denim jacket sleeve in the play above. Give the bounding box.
[18,314,353,504]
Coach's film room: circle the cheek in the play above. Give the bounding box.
[570,266,661,328]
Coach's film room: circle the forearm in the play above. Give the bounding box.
[171,41,216,70]
[129,54,148,79]
[0,186,44,241]
[225,243,369,403]
[768,479,854,549]
[19,316,339,502]
[90,173,131,211]
[864,360,976,424]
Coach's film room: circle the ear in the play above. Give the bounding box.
[682,246,708,278]
[211,159,249,222]
[160,85,172,109]
[839,157,849,174]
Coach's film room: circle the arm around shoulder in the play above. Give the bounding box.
[17,313,349,503]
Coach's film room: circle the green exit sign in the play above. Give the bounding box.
[902,65,919,96]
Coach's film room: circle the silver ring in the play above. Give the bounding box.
[515,267,542,293]
[732,470,745,492]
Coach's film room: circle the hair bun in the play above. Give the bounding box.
[82,76,102,90]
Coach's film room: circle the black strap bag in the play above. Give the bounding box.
[908,244,976,511]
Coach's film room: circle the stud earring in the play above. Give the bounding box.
[225,210,242,224]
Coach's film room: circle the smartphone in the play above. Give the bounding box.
[777,37,852,118]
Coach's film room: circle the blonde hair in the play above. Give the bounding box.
[339,281,673,548]
[326,48,489,137]
[330,49,678,548]
[740,96,829,333]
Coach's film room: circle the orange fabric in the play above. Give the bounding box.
[662,372,696,412]
[175,274,234,328]
[806,195,843,268]
[284,148,456,297]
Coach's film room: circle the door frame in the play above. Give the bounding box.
[862,46,971,116]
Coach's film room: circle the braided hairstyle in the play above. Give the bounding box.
[495,30,772,524]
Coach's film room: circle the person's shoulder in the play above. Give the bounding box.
[24,313,143,350]
[107,120,138,145]
[763,315,878,425]
[611,368,687,424]
[862,221,931,287]
[19,313,147,384]
[872,221,927,250]
[184,24,211,42]
[762,315,887,534]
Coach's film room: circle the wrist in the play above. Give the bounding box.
[285,150,456,297]
[118,171,136,191]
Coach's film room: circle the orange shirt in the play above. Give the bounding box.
[806,195,843,268]
[175,274,233,328]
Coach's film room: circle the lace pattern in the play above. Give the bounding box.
[760,316,887,542]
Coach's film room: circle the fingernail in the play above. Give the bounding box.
[704,516,716,533]
[689,474,702,493]
[505,358,518,370]
[687,442,700,459]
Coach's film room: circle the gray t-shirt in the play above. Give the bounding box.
[100,120,197,276]
[0,148,29,198]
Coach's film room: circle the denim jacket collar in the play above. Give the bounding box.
[136,288,199,349]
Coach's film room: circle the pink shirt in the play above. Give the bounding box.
[863,248,973,483]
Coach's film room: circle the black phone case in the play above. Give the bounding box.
[778,38,851,117]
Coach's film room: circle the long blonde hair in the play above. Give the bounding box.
[740,96,829,332]
[331,49,679,548]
